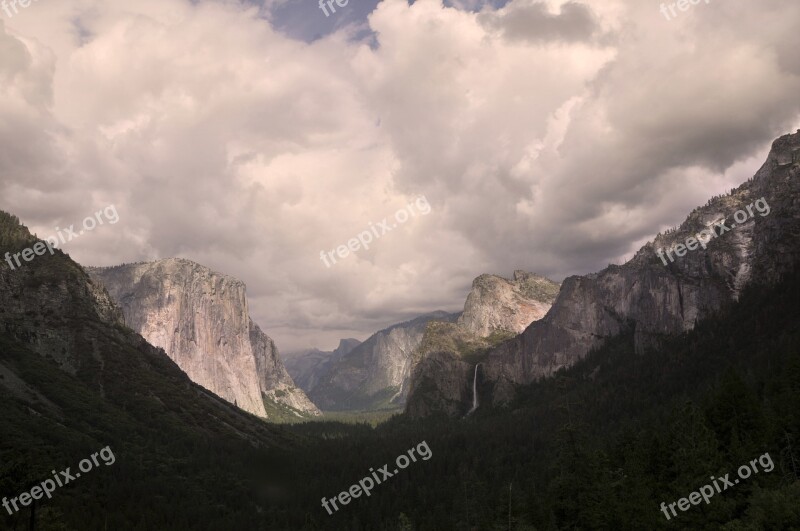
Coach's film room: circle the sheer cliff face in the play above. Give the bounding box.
[309,312,458,411]
[312,271,560,412]
[87,259,320,419]
[486,131,800,401]
[249,321,320,415]
[404,272,559,416]
[283,339,361,395]
[405,351,473,418]
[409,131,800,414]
[457,271,560,337]
[0,213,290,458]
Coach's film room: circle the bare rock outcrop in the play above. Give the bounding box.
[309,312,458,411]
[87,258,320,419]
[458,271,560,336]
[404,272,559,417]
[486,131,800,403]
[407,130,800,414]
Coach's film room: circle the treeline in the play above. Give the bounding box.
[282,267,800,529]
[1,251,798,529]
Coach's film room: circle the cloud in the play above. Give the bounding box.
[478,1,600,43]
[0,0,798,352]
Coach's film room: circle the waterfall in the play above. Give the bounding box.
[468,363,482,414]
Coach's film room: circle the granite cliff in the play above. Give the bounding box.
[87,259,320,419]
[405,271,559,416]
[408,130,800,415]
[458,271,560,336]
[0,211,299,528]
[311,270,560,412]
[283,338,361,395]
[309,312,458,411]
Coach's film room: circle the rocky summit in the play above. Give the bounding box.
[308,270,560,413]
[405,271,560,417]
[457,270,560,337]
[409,130,800,415]
[87,258,320,419]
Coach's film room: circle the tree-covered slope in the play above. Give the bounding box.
[0,211,302,529]
[2,207,798,530]
[281,267,800,530]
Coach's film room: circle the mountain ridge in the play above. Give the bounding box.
[406,129,800,415]
[309,270,560,411]
[283,338,362,395]
[0,210,299,528]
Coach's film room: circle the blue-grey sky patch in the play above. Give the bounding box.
[262,0,511,43]
[263,0,382,42]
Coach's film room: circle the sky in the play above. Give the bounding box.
[1,0,799,353]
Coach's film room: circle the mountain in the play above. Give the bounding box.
[2,129,798,528]
[457,270,560,336]
[404,271,560,417]
[3,201,798,529]
[311,271,559,412]
[316,264,800,530]
[308,312,459,410]
[408,129,800,416]
[0,211,299,529]
[86,259,320,420]
[283,338,361,395]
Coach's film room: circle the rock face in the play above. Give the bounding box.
[404,320,494,417]
[87,259,320,419]
[312,271,560,412]
[404,272,559,416]
[410,130,800,414]
[283,338,361,395]
[458,271,560,336]
[0,211,290,465]
[249,320,321,416]
[310,312,459,411]
[405,351,474,418]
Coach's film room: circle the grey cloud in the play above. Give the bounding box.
[1,0,800,353]
[479,1,600,43]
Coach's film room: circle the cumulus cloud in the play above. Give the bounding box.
[0,0,798,352]
[478,1,601,43]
